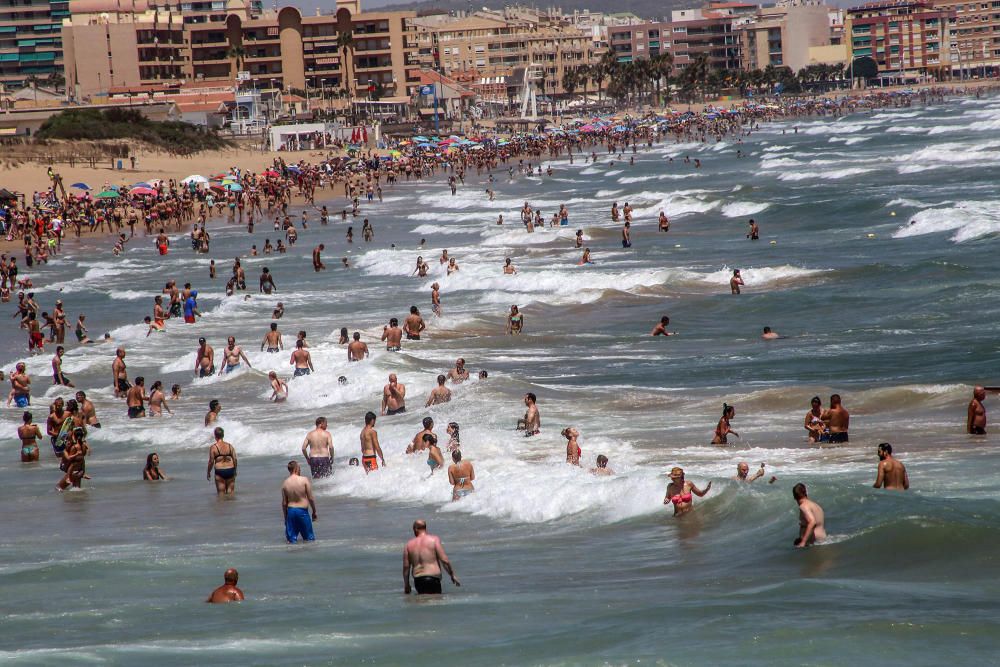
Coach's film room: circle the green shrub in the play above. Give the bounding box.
[36,108,233,154]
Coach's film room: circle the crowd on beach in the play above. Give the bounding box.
[3,86,993,601]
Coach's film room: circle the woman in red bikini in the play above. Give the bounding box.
[664,467,712,516]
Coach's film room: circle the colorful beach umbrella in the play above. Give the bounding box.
[97,190,119,199]
[130,186,156,196]
[70,182,91,190]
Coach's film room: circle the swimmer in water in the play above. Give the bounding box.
[448,450,475,500]
[269,371,289,402]
[735,462,775,484]
[590,454,614,476]
[711,404,739,445]
[730,269,744,295]
[579,248,593,265]
[651,316,676,336]
[664,467,711,516]
[562,427,581,465]
[761,326,782,340]
[873,442,909,491]
[424,433,444,475]
[793,483,826,547]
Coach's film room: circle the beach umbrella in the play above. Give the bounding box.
[97,190,119,199]
[181,175,208,185]
[224,183,243,192]
[209,185,225,193]
[210,173,227,180]
[286,165,302,173]
[130,186,156,196]
[413,135,429,142]
[70,182,91,190]
[262,170,280,177]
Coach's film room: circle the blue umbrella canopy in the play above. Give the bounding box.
[70,182,91,190]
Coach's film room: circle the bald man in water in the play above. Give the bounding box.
[403,519,460,595]
[206,568,244,603]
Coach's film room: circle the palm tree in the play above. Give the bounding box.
[650,52,673,106]
[596,50,618,104]
[337,30,355,98]
[227,45,246,83]
[577,64,590,103]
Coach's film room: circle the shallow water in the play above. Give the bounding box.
[3,97,1000,664]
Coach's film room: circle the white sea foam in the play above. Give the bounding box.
[893,200,1000,243]
[777,167,873,181]
[721,201,770,218]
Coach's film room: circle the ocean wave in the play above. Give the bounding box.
[893,200,1000,243]
[777,167,874,181]
[721,201,770,218]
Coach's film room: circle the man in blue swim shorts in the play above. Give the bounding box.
[281,461,317,543]
[10,362,30,408]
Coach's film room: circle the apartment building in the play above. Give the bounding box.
[739,2,833,71]
[932,0,1000,76]
[0,0,70,89]
[847,0,954,79]
[607,22,671,62]
[63,0,420,99]
[670,3,757,72]
[411,8,595,97]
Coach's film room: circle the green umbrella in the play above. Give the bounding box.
[97,190,120,199]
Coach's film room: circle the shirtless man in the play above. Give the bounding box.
[17,411,42,462]
[431,283,441,316]
[301,417,334,478]
[746,219,759,240]
[730,269,744,295]
[408,417,435,454]
[195,337,215,378]
[521,392,540,435]
[382,374,406,416]
[10,363,30,408]
[651,316,675,337]
[822,394,850,443]
[75,391,100,428]
[381,318,403,351]
[312,244,326,271]
[873,443,909,491]
[761,326,782,340]
[218,336,251,375]
[404,306,426,341]
[793,483,826,548]
[425,375,451,407]
[261,322,283,353]
[967,386,987,435]
[347,332,369,362]
[403,520,460,595]
[51,346,73,387]
[360,411,386,472]
[290,339,314,376]
[282,461,318,543]
[206,569,244,603]
[112,347,129,398]
[735,461,775,484]
[447,358,470,384]
[126,376,147,418]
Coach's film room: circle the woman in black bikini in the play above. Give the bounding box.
[206,427,237,495]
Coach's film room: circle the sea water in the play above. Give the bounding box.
[3,97,1000,665]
